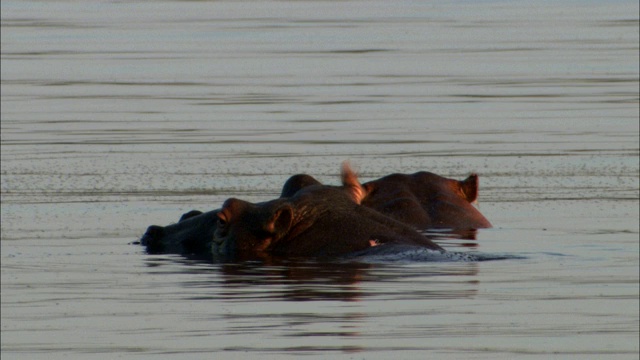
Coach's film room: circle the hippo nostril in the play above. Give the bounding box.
[140,225,165,246]
[148,225,165,237]
[179,210,203,222]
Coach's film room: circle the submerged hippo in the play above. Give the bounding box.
[139,173,321,254]
[141,209,217,254]
[212,164,443,258]
[361,171,492,230]
[140,163,491,256]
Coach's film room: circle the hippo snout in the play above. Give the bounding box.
[140,225,166,253]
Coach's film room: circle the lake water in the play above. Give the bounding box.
[1,0,639,359]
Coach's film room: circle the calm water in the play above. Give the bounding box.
[1,0,639,359]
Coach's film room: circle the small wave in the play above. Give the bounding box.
[345,244,524,263]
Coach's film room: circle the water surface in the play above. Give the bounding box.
[1,0,638,359]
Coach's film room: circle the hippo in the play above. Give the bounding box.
[212,163,443,259]
[139,173,322,255]
[141,209,218,254]
[275,166,491,231]
[139,164,491,256]
[360,170,492,230]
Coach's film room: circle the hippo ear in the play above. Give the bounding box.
[341,161,366,204]
[179,210,203,222]
[280,174,321,198]
[460,174,479,203]
[264,205,294,240]
[362,182,376,197]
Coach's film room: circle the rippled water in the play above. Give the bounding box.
[1,0,639,358]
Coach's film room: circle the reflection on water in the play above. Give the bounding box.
[144,254,481,303]
[1,0,638,358]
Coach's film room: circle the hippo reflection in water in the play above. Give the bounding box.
[140,163,491,258]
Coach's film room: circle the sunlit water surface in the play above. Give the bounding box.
[1,1,638,359]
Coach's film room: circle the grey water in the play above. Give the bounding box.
[1,0,638,358]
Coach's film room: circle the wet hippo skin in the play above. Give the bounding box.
[140,164,491,256]
[212,165,444,258]
[361,171,492,230]
[140,173,322,255]
[141,209,219,255]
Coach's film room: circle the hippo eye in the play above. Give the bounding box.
[216,213,228,228]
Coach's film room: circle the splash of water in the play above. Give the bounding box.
[345,244,523,263]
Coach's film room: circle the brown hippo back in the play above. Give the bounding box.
[213,167,444,259]
[360,171,492,230]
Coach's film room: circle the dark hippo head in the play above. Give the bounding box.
[212,164,443,259]
[360,171,492,230]
[139,165,492,257]
[140,173,323,255]
[140,209,219,255]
